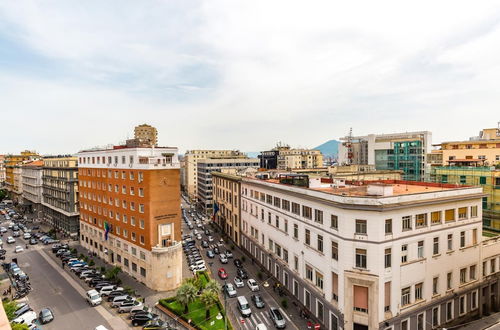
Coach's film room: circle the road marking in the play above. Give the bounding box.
[260,312,271,325]
[240,318,250,330]
[279,307,292,322]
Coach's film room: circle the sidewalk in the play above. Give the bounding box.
[459,312,500,330]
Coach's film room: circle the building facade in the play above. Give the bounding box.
[21,160,44,215]
[197,157,259,214]
[183,150,246,201]
[259,145,324,170]
[431,166,500,232]
[4,151,39,202]
[213,172,242,245]
[134,124,158,146]
[0,155,5,185]
[438,126,500,167]
[77,144,183,291]
[239,177,498,330]
[339,131,432,181]
[41,156,80,236]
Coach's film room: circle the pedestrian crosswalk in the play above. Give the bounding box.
[239,311,270,329]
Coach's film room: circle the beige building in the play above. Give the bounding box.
[134,124,158,146]
[327,164,403,181]
[21,160,44,215]
[437,125,500,166]
[213,172,242,245]
[277,148,323,170]
[183,150,246,201]
[0,155,5,185]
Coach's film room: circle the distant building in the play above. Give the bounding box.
[197,157,259,214]
[4,151,39,202]
[0,155,5,185]
[259,144,323,170]
[77,141,183,291]
[134,124,158,146]
[212,172,242,245]
[21,160,44,215]
[339,131,432,181]
[183,150,246,201]
[41,156,79,236]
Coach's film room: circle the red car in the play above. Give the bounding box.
[218,268,228,279]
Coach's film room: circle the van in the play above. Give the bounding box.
[12,310,37,326]
[86,289,102,306]
[99,285,123,296]
[256,325,268,330]
[237,296,252,317]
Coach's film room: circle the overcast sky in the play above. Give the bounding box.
[0,1,499,155]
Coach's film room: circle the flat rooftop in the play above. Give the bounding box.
[263,179,471,197]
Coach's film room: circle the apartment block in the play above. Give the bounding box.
[0,155,5,185]
[212,172,242,245]
[239,176,499,330]
[183,149,246,201]
[259,144,323,170]
[41,156,79,236]
[339,131,432,181]
[77,142,183,291]
[21,160,44,215]
[134,123,158,147]
[4,150,39,202]
[197,157,259,214]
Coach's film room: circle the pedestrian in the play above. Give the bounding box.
[62,261,65,269]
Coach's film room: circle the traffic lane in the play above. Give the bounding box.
[18,248,112,330]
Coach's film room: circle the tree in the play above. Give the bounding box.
[204,280,220,295]
[0,189,7,201]
[184,277,202,290]
[176,283,197,314]
[2,300,17,320]
[105,266,122,282]
[199,290,218,320]
[11,323,29,330]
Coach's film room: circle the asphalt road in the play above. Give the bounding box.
[2,229,112,330]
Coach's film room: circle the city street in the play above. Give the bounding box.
[181,196,309,330]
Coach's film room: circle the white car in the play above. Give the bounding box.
[6,236,15,244]
[208,235,214,242]
[247,279,259,292]
[12,310,37,327]
[23,233,31,239]
[196,234,202,240]
[219,254,228,264]
[234,277,244,288]
[224,283,237,298]
[14,246,24,253]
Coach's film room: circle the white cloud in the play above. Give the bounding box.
[0,0,499,154]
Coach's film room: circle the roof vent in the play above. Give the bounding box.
[367,184,393,196]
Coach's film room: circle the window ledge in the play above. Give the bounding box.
[459,279,478,288]
[432,253,441,259]
[352,267,370,272]
[401,257,426,266]
[400,299,427,311]
[432,293,441,299]
[446,250,454,255]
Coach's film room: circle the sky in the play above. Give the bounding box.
[0,1,499,155]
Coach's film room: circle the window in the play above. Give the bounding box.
[471,206,478,217]
[331,241,338,260]
[332,272,339,302]
[282,200,290,211]
[306,265,313,281]
[131,232,136,241]
[446,301,453,321]
[459,295,466,315]
[131,216,135,226]
[268,239,274,251]
[315,272,324,290]
[417,313,424,330]
[384,248,391,268]
[355,249,367,269]
[273,197,281,208]
[445,209,455,222]
[471,290,478,310]
[460,268,467,284]
[433,277,438,295]
[129,172,134,180]
[291,203,300,215]
[470,265,477,280]
[140,235,145,244]
[402,216,412,230]
[293,224,298,239]
[448,234,453,251]
[266,194,272,204]
[355,220,367,235]
[432,307,439,327]
[491,258,496,273]
[294,256,299,271]
[302,206,312,219]
[460,231,465,248]
[139,204,145,213]
[314,209,323,224]
[483,261,487,276]
[433,237,439,255]
[139,219,144,229]
[401,244,408,263]
[417,241,424,258]
[140,267,146,277]
[479,176,487,184]
[138,188,144,197]
[284,219,288,233]
[268,212,271,224]
[415,214,427,228]
[283,249,288,263]
[415,283,423,300]
[401,320,409,330]
[447,272,452,290]
[317,235,323,253]
[275,216,280,228]
[458,207,468,220]
[385,219,392,234]
[472,228,477,245]
[353,285,368,313]
[431,211,442,225]
[401,287,411,306]
[331,215,338,229]
[305,229,310,245]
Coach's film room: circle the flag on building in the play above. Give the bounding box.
[104,221,111,240]
[212,202,219,221]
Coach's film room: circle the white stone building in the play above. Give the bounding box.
[240,175,499,330]
[21,160,44,215]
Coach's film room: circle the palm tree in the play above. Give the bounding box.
[176,283,197,314]
[199,290,218,320]
[204,280,221,295]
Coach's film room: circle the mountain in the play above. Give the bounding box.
[245,152,260,158]
[314,140,340,159]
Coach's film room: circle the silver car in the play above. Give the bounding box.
[117,300,142,313]
[269,308,286,329]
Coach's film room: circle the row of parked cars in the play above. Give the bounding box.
[52,243,170,329]
[9,302,54,329]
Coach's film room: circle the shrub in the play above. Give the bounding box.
[230,245,235,250]
[257,271,263,280]
[281,298,288,309]
[241,256,246,262]
[89,259,95,266]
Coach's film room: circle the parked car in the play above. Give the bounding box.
[131,312,158,327]
[218,268,228,279]
[213,247,220,254]
[234,276,244,288]
[142,319,167,330]
[225,250,233,258]
[12,310,37,327]
[14,246,24,253]
[219,253,228,264]
[251,295,265,308]
[201,240,209,248]
[247,279,259,292]
[6,236,15,244]
[237,268,248,279]
[29,238,37,245]
[14,304,32,318]
[118,300,142,313]
[224,283,237,298]
[269,308,286,329]
[129,306,149,319]
[206,250,215,258]
[107,290,127,301]
[99,286,123,296]
[86,289,102,306]
[237,296,252,317]
[39,308,54,324]
[111,295,133,308]
[234,258,243,268]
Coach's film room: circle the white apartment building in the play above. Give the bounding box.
[240,176,499,330]
[21,160,44,215]
[0,155,5,185]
